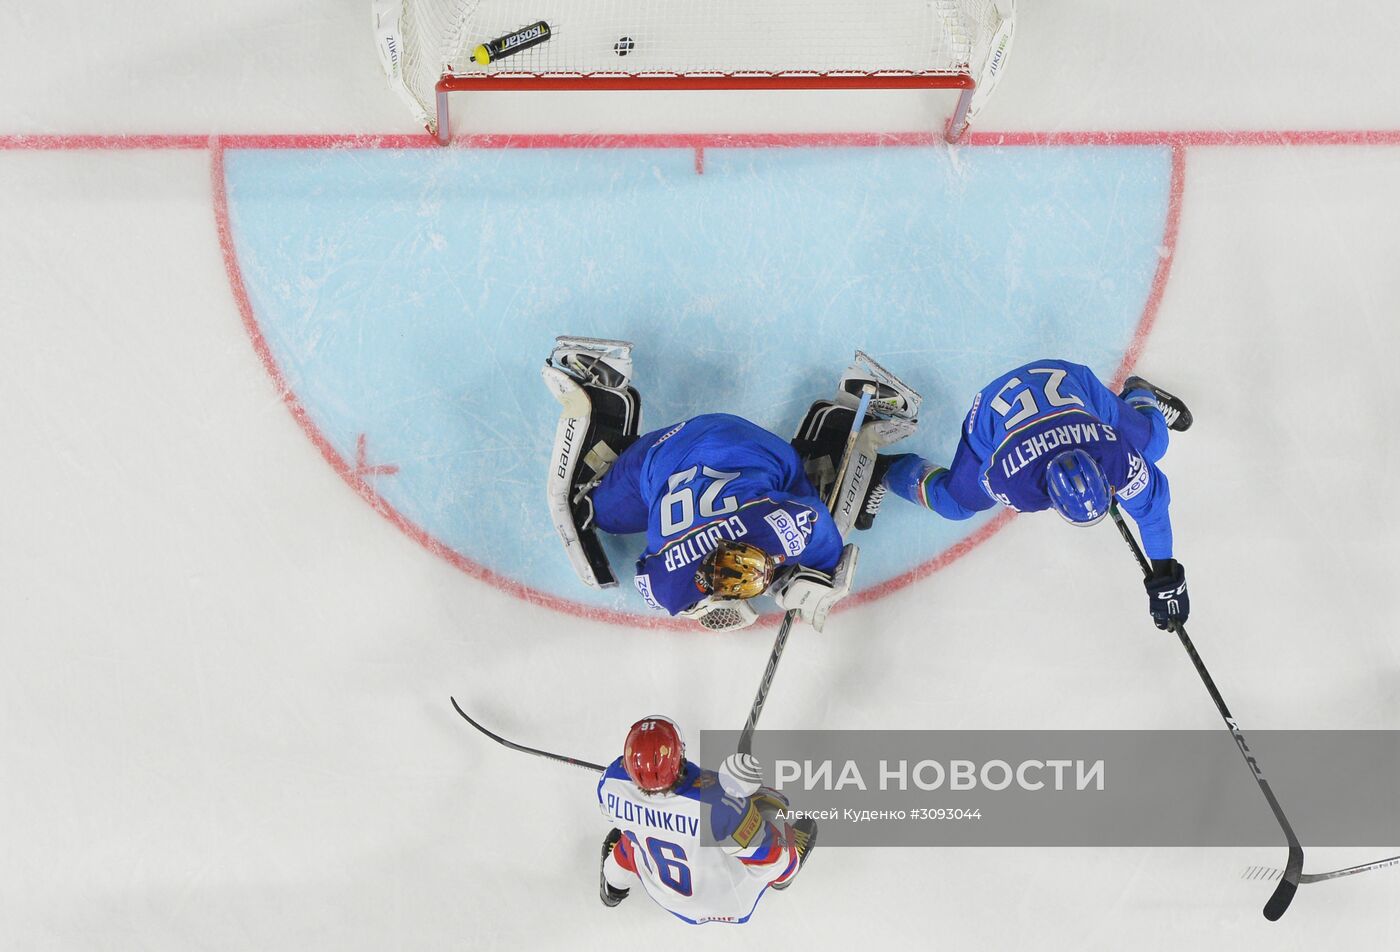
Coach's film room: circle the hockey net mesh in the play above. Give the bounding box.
[379,1,1008,131]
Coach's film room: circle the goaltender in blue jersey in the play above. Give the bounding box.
[881,359,1195,629]
[542,339,917,632]
[593,413,844,618]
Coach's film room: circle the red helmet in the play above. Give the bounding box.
[623,716,686,794]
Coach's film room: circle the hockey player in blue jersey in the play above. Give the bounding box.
[880,359,1194,629]
[597,715,815,924]
[543,339,919,631]
[592,412,848,621]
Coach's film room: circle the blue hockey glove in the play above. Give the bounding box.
[1145,559,1189,630]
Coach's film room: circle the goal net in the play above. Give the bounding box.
[374,0,1015,142]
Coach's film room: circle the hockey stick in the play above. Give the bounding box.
[449,696,605,773]
[1109,504,1304,921]
[737,384,876,757]
[1243,853,1400,885]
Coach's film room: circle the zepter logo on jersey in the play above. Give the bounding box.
[763,505,815,559]
[633,572,663,611]
[1118,452,1150,501]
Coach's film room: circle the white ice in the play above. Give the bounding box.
[3,2,1400,949]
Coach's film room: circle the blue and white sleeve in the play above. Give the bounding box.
[884,438,995,521]
[1117,455,1174,561]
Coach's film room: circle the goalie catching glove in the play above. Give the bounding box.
[772,543,858,632]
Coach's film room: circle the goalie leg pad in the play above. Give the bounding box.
[543,337,642,589]
[791,400,854,503]
[854,454,896,532]
[793,401,916,535]
[793,352,921,532]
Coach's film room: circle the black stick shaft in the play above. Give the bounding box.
[1109,505,1303,920]
[450,697,605,773]
[738,612,796,755]
[737,386,875,756]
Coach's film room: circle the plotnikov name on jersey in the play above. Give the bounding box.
[602,794,703,836]
[773,758,1106,792]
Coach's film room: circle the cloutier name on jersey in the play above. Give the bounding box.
[659,513,756,574]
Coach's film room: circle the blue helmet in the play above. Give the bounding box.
[1046,449,1111,526]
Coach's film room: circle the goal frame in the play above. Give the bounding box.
[432,72,980,146]
[375,0,1016,145]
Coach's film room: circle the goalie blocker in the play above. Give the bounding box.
[542,337,642,589]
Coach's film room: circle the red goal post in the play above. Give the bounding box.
[374,1,1016,144]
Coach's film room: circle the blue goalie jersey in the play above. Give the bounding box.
[591,413,844,615]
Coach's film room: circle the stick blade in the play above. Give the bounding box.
[1263,877,1298,921]
[1263,845,1303,921]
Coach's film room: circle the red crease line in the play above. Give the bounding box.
[210,136,695,632]
[211,131,1184,630]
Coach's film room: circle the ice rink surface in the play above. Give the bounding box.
[4,2,1400,949]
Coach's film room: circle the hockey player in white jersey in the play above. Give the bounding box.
[597,716,816,924]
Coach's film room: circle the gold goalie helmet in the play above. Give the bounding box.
[694,540,783,600]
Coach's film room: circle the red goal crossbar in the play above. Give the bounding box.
[433,73,979,146]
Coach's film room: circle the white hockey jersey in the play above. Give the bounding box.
[597,758,797,924]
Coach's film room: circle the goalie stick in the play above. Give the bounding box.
[450,696,605,773]
[1109,504,1304,921]
[736,384,875,757]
